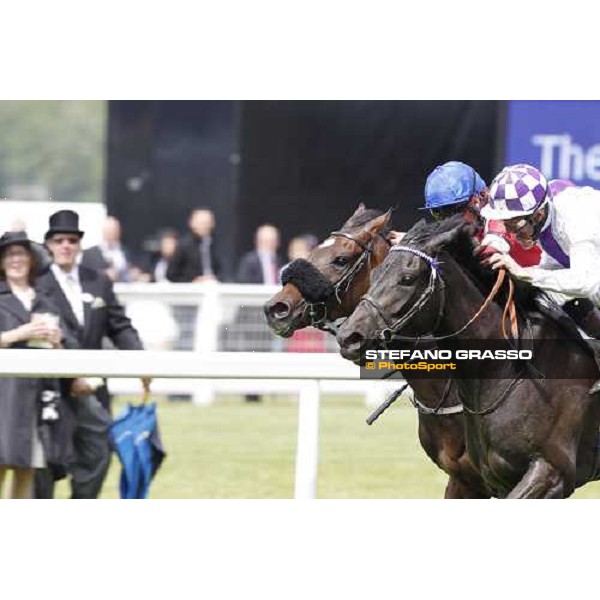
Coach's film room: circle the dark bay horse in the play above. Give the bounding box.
[337,215,600,498]
[264,204,490,498]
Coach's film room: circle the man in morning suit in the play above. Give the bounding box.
[34,210,149,499]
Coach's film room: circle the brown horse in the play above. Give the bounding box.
[264,204,490,498]
[337,215,600,498]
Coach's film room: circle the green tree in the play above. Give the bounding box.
[0,100,106,203]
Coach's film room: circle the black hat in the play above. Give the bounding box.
[45,210,85,240]
[0,231,32,255]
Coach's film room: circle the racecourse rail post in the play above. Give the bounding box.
[192,282,221,405]
[294,380,321,499]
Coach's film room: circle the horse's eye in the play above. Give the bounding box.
[333,256,349,267]
[400,274,416,285]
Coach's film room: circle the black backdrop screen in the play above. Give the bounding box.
[107,100,498,280]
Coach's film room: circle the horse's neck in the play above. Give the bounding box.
[436,258,504,341]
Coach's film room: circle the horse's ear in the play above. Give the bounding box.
[382,208,393,227]
[351,202,367,219]
[363,209,392,236]
[362,209,392,235]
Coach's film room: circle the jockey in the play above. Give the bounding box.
[421,161,541,266]
[481,164,600,393]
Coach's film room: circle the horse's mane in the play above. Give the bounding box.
[341,207,393,238]
[402,215,539,312]
[402,216,458,246]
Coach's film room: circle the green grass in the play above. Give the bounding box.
[54,395,600,499]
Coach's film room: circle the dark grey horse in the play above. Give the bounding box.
[337,216,600,498]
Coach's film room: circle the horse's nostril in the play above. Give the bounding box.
[269,301,291,320]
[344,331,365,349]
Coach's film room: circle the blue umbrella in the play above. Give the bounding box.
[109,402,166,499]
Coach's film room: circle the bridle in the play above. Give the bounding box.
[360,245,445,343]
[357,243,525,419]
[302,230,391,335]
[359,244,518,344]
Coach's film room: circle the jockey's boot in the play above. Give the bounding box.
[564,299,600,395]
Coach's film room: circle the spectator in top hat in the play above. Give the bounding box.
[34,209,149,499]
[166,208,222,282]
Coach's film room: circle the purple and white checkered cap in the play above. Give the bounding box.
[481,164,550,220]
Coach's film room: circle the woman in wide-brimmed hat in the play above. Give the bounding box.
[0,231,75,498]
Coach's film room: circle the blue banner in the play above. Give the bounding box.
[505,100,600,187]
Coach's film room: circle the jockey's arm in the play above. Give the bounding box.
[515,240,600,304]
[479,219,541,266]
[481,220,511,254]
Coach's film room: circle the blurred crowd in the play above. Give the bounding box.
[11,208,318,286]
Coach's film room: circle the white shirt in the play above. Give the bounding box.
[258,250,279,285]
[12,286,35,312]
[521,186,600,305]
[198,237,214,277]
[153,258,168,283]
[52,263,85,325]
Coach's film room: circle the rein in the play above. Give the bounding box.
[461,373,526,416]
[359,244,527,418]
[361,245,519,344]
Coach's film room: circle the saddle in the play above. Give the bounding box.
[533,292,600,366]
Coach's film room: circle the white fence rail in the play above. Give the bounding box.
[114,282,341,404]
[114,282,339,354]
[0,350,405,499]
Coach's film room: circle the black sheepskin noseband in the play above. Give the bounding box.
[280,259,336,304]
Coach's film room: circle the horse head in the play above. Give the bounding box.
[264,203,392,337]
[337,215,474,362]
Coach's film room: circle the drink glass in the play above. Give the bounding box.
[28,312,60,348]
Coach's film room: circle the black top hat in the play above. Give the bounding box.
[0,231,32,254]
[44,210,84,240]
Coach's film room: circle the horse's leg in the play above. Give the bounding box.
[444,475,490,499]
[506,458,571,499]
[417,413,491,499]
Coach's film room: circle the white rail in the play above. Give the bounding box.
[113,282,339,405]
[0,350,403,499]
[0,350,356,378]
